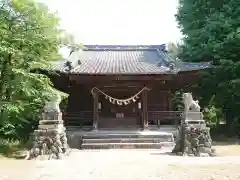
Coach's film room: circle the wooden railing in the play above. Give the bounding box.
[148,111,183,127]
[148,111,183,120]
[62,110,183,127]
[99,112,139,118]
[63,111,93,127]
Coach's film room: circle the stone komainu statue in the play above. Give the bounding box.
[182,93,200,113]
[44,92,61,113]
[26,91,70,160]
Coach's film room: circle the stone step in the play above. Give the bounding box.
[83,133,174,140]
[38,124,65,129]
[39,120,64,124]
[81,142,175,149]
[82,137,174,144]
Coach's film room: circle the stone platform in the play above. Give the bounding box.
[67,127,176,149]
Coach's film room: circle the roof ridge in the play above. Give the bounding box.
[84,44,168,51]
[155,49,178,72]
[85,48,158,51]
[54,47,212,74]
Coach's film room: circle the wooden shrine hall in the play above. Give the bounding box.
[51,45,211,131]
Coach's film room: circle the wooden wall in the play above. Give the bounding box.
[147,89,173,125]
[67,84,93,112]
[64,83,173,126]
[147,90,171,111]
[65,84,93,126]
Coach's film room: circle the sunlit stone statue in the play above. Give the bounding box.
[182,93,202,120]
[43,91,62,120]
[183,93,200,112]
[26,91,70,160]
[172,93,215,157]
[44,91,61,113]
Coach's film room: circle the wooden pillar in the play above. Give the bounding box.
[92,89,99,130]
[168,91,172,111]
[142,89,148,130]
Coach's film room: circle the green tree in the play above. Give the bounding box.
[167,42,181,61]
[0,0,64,139]
[60,32,86,53]
[176,0,240,127]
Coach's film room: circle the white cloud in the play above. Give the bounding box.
[41,0,182,44]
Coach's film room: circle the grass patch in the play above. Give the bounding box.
[0,139,20,154]
[0,138,28,158]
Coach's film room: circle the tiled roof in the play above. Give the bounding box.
[53,45,212,75]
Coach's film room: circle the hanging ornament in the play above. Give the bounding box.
[117,100,123,105]
[91,86,149,106]
[123,100,129,105]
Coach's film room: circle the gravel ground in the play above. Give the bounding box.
[0,149,240,180]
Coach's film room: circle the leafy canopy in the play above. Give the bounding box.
[0,0,65,139]
[176,0,240,125]
[167,42,182,61]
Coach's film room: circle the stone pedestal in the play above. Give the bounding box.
[42,111,63,120]
[172,122,216,157]
[172,92,216,157]
[185,112,203,121]
[173,116,215,156]
[26,111,69,160]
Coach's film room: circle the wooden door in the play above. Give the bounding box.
[98,95,141,129]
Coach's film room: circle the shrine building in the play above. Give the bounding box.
[50,44,211,132]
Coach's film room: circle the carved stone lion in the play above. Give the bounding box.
[44,91,61,113]
[183,93,200,113]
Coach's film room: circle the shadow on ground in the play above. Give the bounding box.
[150,152,177,156]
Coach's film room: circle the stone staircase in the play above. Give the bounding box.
[80,131,175,149]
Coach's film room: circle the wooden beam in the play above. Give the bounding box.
[92,88,99,130]
[142,89,149,130]
[168,91,172,111]
[70,74,174,83]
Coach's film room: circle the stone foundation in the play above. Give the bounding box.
[26,112,70,160]
[172,122,216,157]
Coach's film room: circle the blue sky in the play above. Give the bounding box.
[42,0,182,45]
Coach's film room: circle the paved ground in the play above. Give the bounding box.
[1,149,240,180]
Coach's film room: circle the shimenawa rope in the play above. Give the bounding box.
[91,87,150,106]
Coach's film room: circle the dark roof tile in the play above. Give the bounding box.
[53,45,212,74]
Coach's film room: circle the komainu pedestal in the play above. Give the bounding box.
[172,122,216,157]
[26,92,69,160]
[172,92,216,157]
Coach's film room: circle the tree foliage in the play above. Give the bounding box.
[0,0,64,139]
[167,42,182,61]
[176,0,240,128]
[60,32,86,51]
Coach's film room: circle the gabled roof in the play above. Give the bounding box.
[53,45,212,75]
